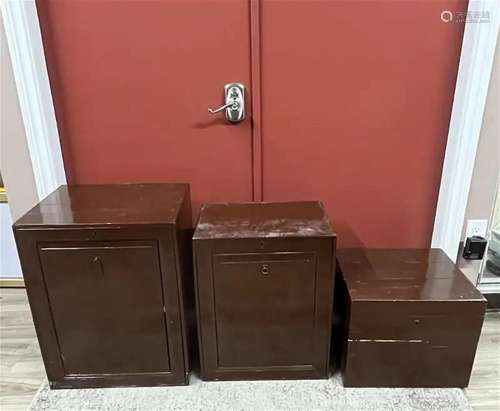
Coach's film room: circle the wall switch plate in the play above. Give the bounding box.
[465,219,488,241]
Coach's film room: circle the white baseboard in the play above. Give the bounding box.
[0,278,25,288]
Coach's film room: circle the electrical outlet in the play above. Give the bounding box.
[465,219,488,241]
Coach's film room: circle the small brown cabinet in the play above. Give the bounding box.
[335,248,486,387]
[14,184,192,388]
[193,202,336,380]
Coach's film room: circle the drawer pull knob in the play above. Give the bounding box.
[93,256,104,276]
[261,264,270,276]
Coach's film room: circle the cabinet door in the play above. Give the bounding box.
[213,252,316,369]
[195,242,334,380]
[39,241,170,376]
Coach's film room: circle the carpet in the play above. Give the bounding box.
[29,374,472,411]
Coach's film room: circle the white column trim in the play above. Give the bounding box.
[1,0,66,201]
[431,0,500,262]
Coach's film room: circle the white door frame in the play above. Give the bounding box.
[431,0,499,261]
[1,0,66,202]
[2,0,498,261]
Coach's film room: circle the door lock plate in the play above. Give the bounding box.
[208,83,245,123]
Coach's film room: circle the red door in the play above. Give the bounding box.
[259,0,466,247]
[37,0,254,215]
[39,1,465,247]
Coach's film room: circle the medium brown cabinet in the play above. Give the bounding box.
[14,184,193,388]
[193,202,336,380]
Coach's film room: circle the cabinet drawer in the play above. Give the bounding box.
[39,240,170,376]
[349,301,485,345]
[344,300,486,387]
[212,252,316,368]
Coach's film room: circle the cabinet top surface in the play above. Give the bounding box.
[193,201,334,239]
[14,184,189,227]
[337,248,485,302]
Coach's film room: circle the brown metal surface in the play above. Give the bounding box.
[15,183,188,227]
[13,183,192,388]
[193,202,336,380]
[336,248,487,387]
[193,201,333,240]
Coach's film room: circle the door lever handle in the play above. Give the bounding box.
[208,83,245,123]
[208,101,240,114]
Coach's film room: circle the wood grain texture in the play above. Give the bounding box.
[0,288,498,410]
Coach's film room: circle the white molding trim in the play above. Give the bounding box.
[432,0,500,262]
[1,0,66,201]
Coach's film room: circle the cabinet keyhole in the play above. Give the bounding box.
[93,256,104,276]
[261,264,270,276]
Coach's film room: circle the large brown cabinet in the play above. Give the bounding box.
[14,184,192,388]
[193,202,336,380]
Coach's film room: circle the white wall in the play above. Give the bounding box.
[0,203,21,277]
[1,17,38,278]
[1,17,38,222]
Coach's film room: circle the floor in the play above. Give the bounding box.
[0,288,499,411]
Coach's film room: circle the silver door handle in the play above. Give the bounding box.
[208,101,240,114]
[208,83,245,123]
